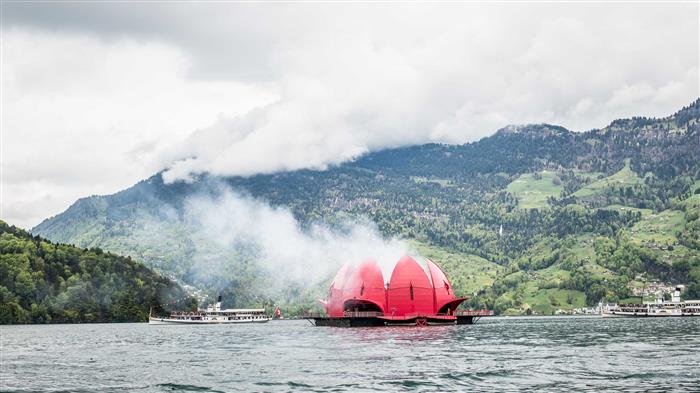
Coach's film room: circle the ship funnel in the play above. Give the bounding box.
[672,287,681,303]
[211,295,222,312]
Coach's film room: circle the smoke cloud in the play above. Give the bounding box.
[178,185,413,302]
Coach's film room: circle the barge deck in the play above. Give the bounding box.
[306,310,493,327]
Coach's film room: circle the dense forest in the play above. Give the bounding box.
[32,99,700,315]
[0,221,195,324]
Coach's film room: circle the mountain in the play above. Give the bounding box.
[0,220,194,324]
[32,100,700,315]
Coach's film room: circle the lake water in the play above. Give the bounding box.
[2,316,699,392]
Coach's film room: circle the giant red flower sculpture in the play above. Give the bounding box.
[321,256,467,317]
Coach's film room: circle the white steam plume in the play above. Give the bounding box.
[181,185,413,298]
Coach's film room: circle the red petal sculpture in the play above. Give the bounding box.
[386,256,433,316]
[342,259,386,314]
[322,256,468,319]
[325,263,353,317]
[426,258,466,315]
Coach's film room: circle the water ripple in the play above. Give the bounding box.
[1,316,699,392]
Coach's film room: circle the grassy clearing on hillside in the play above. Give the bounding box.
[566,234,597,260]
[609,188,700,268]
[601,204,652,217]
[630,209,685,246]
[540,265,572,281]
[506,170,563,209]
[498,282,586,316]
[573,161,641,198]
[584,138,600,147]
[519,234,596,268]
[683,186,700,209]
[525,287,586,314]
[576,169,606,181]
[410,176,452,187]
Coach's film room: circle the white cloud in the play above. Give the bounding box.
[1,30,277,228]
[161,3,699,181]
[1,3,698,227]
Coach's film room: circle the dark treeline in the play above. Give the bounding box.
[0,221,195,324]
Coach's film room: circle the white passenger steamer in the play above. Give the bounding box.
[601,287,700,318]
[149,297,269,325]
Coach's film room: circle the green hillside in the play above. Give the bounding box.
[0,221,194,324]
[507,170,564,209]
[411,241,503,295]
[31,100,700,315]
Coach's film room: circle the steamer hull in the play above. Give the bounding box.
[149,298,270,325]
[148,317,270,325]
[600,295,700,318]
[306,310,492,327]
[601,311,700,318]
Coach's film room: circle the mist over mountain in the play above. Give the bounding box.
[32,100,700,314]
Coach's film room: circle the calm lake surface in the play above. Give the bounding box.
[2,316,699,392]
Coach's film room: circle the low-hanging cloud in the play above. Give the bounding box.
[3,3,698,226]
[153,3,698,182]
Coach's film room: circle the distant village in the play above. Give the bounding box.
[553,279,685,316]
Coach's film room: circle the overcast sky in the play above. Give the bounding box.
[1,2,698,229]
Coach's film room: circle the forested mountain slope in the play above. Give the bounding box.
[0,221,193,324]
[32,100,700,314]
